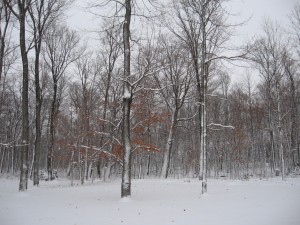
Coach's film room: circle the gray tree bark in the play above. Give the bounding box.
[276,83,285,180]
[19,1,30,192]
[4,0,32,191]
[121,0,132,198]
[161,109,178,179]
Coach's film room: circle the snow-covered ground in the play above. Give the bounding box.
[1,177,300,225]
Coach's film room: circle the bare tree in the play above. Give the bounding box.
[289,3,300,164]
[43,24,80,180]
[121,0,132,198]
[0,1,13,82]
[4,0,34,191]
[0,2,17,113]
[28,0,70,186]
[0,3,19,175]
[70,50,99,183]
[97,20,122,180]
[89,0,163,198]
[249,19,286,176]
[282,50,299,168]
[167,0,239,193]
[290,2,300,58]
[155,35,191,179]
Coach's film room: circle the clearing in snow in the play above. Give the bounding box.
[1,177,300,225]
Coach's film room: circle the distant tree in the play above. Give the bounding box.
[282,50,299,168]
[0,4,19,176]
[43,24,80,180]
[249,19,286,176]
[70,50,98,183]
[156,35,191,179]
[97,20,122,180]
[168,0,241,193]
[0,1,18,115]
[290,2,300,58]
[0,1,13,82]
[28,0,70,186]
[289,3,300,164]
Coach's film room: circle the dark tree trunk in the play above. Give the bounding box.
[19,5,30,192]
[289,76,298,163]
[33,43,42,186]
[0,4,10,82]
[0,35,4,81]
[47,81,57,180]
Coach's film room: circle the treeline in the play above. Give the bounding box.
[0,0,299,194]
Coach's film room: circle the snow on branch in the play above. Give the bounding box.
[0,142,29,147]
[0,143,11,147]
[133,86,166,93]
[94,132,121,145]
[205,53,247,65]
[98,118,118,129]
[116,62,173,93]
[206,94,228,101]
[70,144,123,166]
[280,108,291,121]
[132,144,160,153]
[177,112,198,122]
[95,131,111,136]
[195,101,204,106]
[207,123,235,129]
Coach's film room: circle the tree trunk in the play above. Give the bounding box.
[201,89,207,194]
[19,5,30,192]
[121,97,132,197]
[161,109,178,178]
[200,10,207,194]
[146,153,151,176]
[33,44,42,186]
[267,88,276,173]
[85,149,88,180]
[0,147,5,173]
[289,75,298,164]
[47,81,57,180]
[0,4,10,82]
[276,84,285,180]
[0,34,5,82]
[69,150,74,186]
[11,146,14,175]
[121,0,132,198]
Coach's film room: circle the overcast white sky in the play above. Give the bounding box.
[224,0,299,83]
[67,0,299,84]
[67,0,299,40]
[228,0,298,41]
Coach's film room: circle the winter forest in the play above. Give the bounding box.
[1,0,300,224]
[1,0,300,198]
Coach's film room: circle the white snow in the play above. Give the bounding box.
[1,177,300,225]
[123,88,131,99]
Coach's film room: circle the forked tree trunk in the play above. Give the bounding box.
[161,109,178,178]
